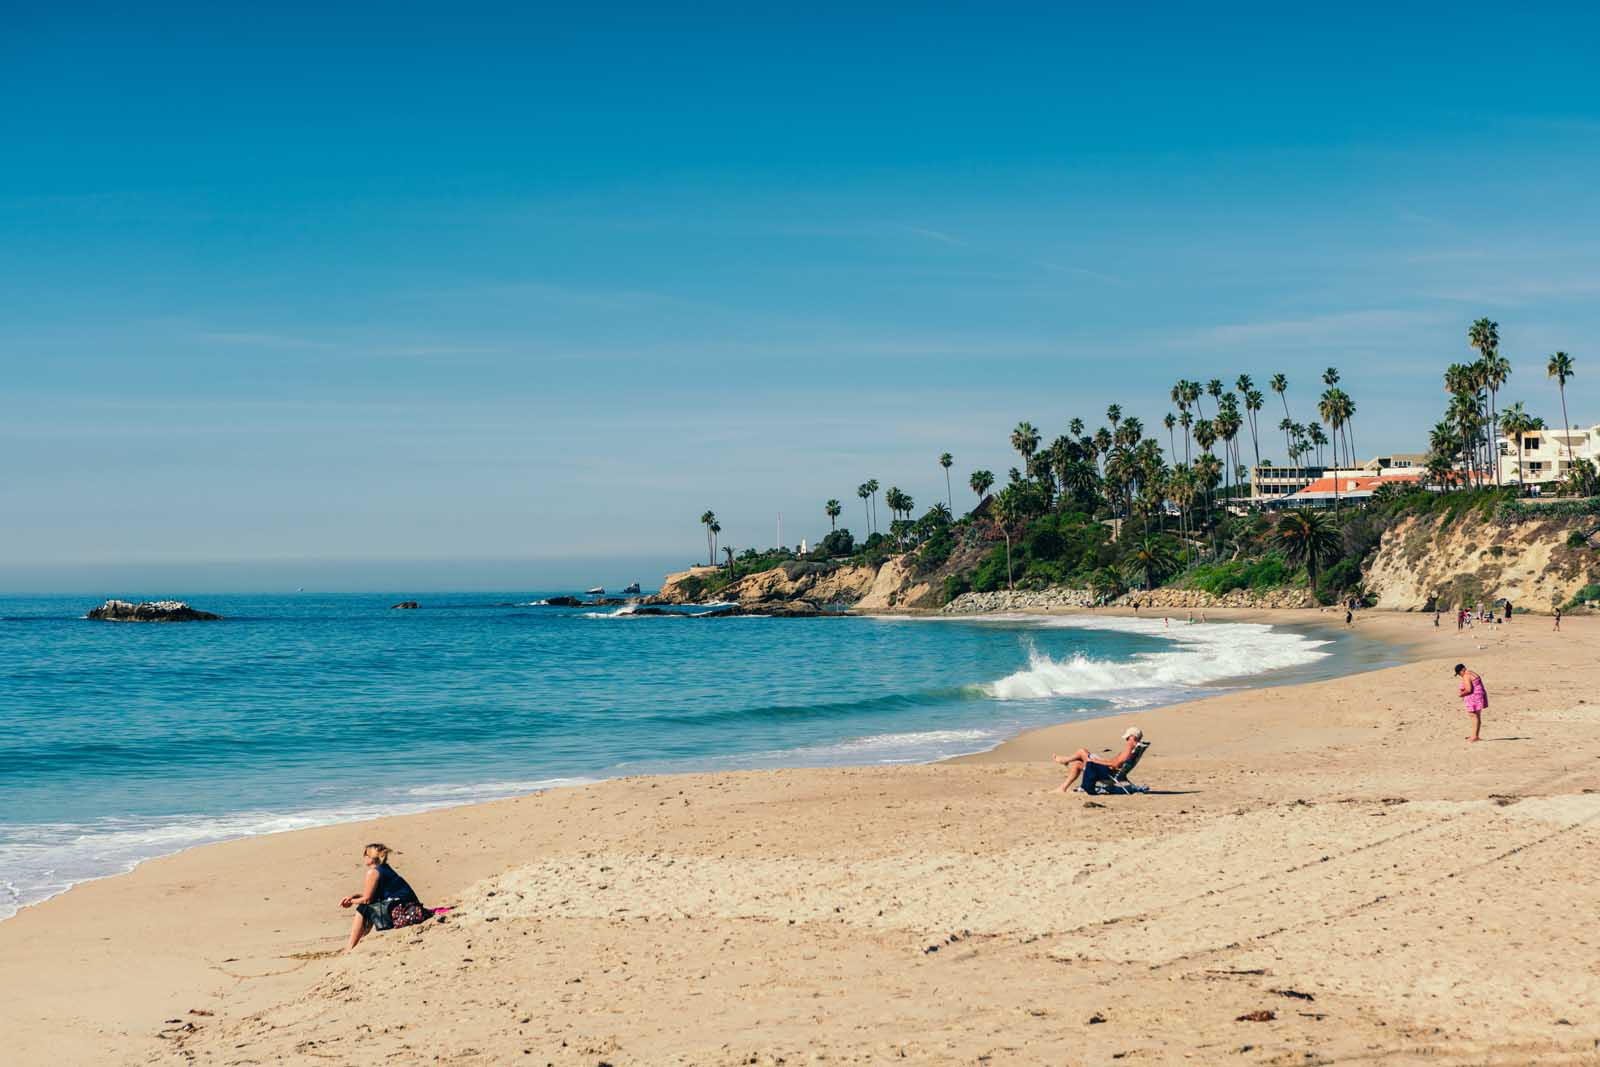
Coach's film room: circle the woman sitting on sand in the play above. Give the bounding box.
[1052,727,1143,794]
[1454,664,1487,743]
[340,843,428,951]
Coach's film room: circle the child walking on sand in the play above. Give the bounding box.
[1454,663,1486,743]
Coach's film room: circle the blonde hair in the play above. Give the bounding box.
[363,843,391,864]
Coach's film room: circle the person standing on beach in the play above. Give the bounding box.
[1454,664,1486,743]
[1554,607,1562,631]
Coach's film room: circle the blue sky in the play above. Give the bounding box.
[4,4,1600,591]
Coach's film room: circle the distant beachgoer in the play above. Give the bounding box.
[1454,664,1486,743]
[1505,600,1513,622]
[1164,616,1170,629]
[1456,609,1464,631]
[1554,608,1562,631]
[340,843,429,951]
[1186,611,1193,624]
[1433,611,1441,627]
[1345,608,1353,626]
[1052,727,1144,794]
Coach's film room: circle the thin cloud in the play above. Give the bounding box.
[1183,309,1440,347]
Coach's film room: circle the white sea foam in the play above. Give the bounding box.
[975,616,1329,701]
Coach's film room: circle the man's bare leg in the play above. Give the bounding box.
[1051,749,1089,792]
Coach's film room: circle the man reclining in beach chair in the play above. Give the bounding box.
[1052,727,1150,795]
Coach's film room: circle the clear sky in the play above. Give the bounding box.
[5,4,1600,591]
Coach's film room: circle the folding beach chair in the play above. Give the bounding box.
[1082,741,1151,795]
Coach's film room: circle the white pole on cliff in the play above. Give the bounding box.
[777,512,782,551]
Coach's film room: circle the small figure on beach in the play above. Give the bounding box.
[340,843,429,951]
[1433,611,1441,627]
[1345,608,1353,626]
[1454,663,1486,743]
[1052,727,1143,794]
[1553,607,1562,631]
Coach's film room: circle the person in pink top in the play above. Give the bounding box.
[1455,663,1486,743]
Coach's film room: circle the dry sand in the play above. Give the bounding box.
[4,609,1599,1066]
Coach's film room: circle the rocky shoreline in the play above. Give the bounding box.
[941,585,1315,614]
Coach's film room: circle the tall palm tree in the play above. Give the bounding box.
[1272,510,1340,588]
[825,499,842,530]
[856,483,872,533]
[1106,404,1122,431]
[1163,412,1177,460]
[1178,409,1194,463]
[710,520,721,559]
[723,545,735,577]
[1244,387,1265,469]
[1468,318,1500,480]
[939,452,954,509]
[969,468,994,507]
[1548,351,1576,469]
[1069,417,1085,438]
[865,478,880,535]
[993,485,1022,591]
[1308,423,1329,467]
[1269,373,1293,482]
[700,510,718,566]
[1206,378,1224,419]
[1010,422,1040,462]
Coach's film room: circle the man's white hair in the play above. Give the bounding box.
[1122,726,1144,741]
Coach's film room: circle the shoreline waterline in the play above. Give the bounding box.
[1,605,1406,922]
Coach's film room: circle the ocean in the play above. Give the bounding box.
[0,593,1397,918]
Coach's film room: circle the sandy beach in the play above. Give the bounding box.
[4,608,1599,1066]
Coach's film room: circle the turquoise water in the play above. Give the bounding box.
[0,593,1394,917]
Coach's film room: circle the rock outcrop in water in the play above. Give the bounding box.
[390,601,421,610]
[87,599,222,622]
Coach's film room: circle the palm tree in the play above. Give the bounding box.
[993,485,1023,591]
[1122,535,1178,591]
[700,510,717,566]
[825,499,842,530]
[710,520,721,558]
[1106,404,1122,431]
[939,452,954,508]
[1272,510,1340,588]
[1498,403,1533,486]
[969,469,995,508]
[1069,417,1085,438]
[723,545,735,578]
[1010,422,1040,463]
[1178,409,1194,464]
[866,478,880,534]
[856,483,872,533]
[1269,373,1293,482]
[1244,387,1265,469]
[1468,318,1501,481]
[1548,351,1576,470]
[1206,378,1224,419]
[1163,412,1177,460]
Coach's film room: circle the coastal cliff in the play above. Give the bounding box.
[1362,503,1600,610]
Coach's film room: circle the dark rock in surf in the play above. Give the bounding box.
[542,596,584,607]
[390,601,421,610]
[87,599,222,622]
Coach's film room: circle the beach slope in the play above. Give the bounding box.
[3,611,1598,1065]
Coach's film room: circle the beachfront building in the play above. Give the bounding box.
[1248,453,1428,506]
[1247,464,1326,505]
[1278,469,1425,508]
[1497,424,1600,489]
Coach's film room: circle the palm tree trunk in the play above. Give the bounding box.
[945,470,952,510]
[1561,385,1573,471]
[1488,390,1499,486]
[1003,532,1014,592]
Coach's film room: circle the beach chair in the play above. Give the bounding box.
[1083,741,1151,795]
